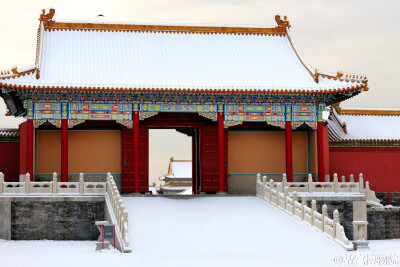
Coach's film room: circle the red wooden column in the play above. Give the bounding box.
[26,119,34,180]
[285,104,293,182]
[317,121,325,181]
[61,119,68,182]
[133,110,140,193]
[285,121,293,182]
[217,111,225,192]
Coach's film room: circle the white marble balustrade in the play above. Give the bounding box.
[256,173,354,250]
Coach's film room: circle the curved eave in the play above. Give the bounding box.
[0,82,367,95]
[286,29,368,87]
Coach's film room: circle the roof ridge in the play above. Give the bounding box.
[55,19,276,29]
[39,8,289,35]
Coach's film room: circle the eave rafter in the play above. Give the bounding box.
[0,67,37,80]
[0,81,367,96]
[330,138,400,147]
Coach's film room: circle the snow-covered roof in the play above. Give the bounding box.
[0,10,367,94]
[166,160,192,179]
[160,185,192,191]
[328,107,400,143]
[179,187,193,195]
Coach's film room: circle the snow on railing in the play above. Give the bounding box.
[0,172,106,195]
[104,172,131,253]
[0,171,131,253]
[256,174,353,250]
[256,173,380,204]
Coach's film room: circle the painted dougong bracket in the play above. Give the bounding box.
[68,119,85,128]
[139,111,158,121]
[33,119,61,128]
[199,112,217,121]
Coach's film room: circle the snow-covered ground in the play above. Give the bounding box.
[0,197,399,267]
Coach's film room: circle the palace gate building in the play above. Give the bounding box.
[0,9,368,193]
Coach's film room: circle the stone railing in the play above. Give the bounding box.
[104,172,131,253]
[257,174,353,250]
[0,171,131,253]
[256,173,380,204]
[0,172,106,195]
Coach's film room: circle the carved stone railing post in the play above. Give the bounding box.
[293,191,298,202]
[256,173,261,196]
[277,182,283,193]
[262,176,267,184]
[52,172,57,194]
[282,173,287,189]
[359,173,364,193]
[119,205,125,229]
[367,182,381,204]
[25,173,30,194]
[308,174,313,193]
[352,221,369,249]
[79,172,84,194]
[333,173,339,193]
[0,172,4,194]
[122,210,130,247]
[301,196,307,220]
[341,175,345,183]
[115,195,122,216]
[333,210,339,237]
[261,175,267,198]
[321,204,327,232]
[311,199,316,226]
[284,186,288,210]
[269,179,274,201]
[349,174,354,183]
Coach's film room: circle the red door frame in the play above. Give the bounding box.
[138,112,226,194]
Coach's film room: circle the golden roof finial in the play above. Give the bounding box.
[275,15,290,30]
[11,67,18,74]
[39,8,56,26]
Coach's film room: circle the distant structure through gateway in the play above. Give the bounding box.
[159,157,192,195]
[0,9,368,194]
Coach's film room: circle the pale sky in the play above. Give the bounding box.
[149,129,191,187]
[0,0,398,182]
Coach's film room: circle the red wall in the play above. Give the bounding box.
[330,147,400,192]
[0,141,20,181]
